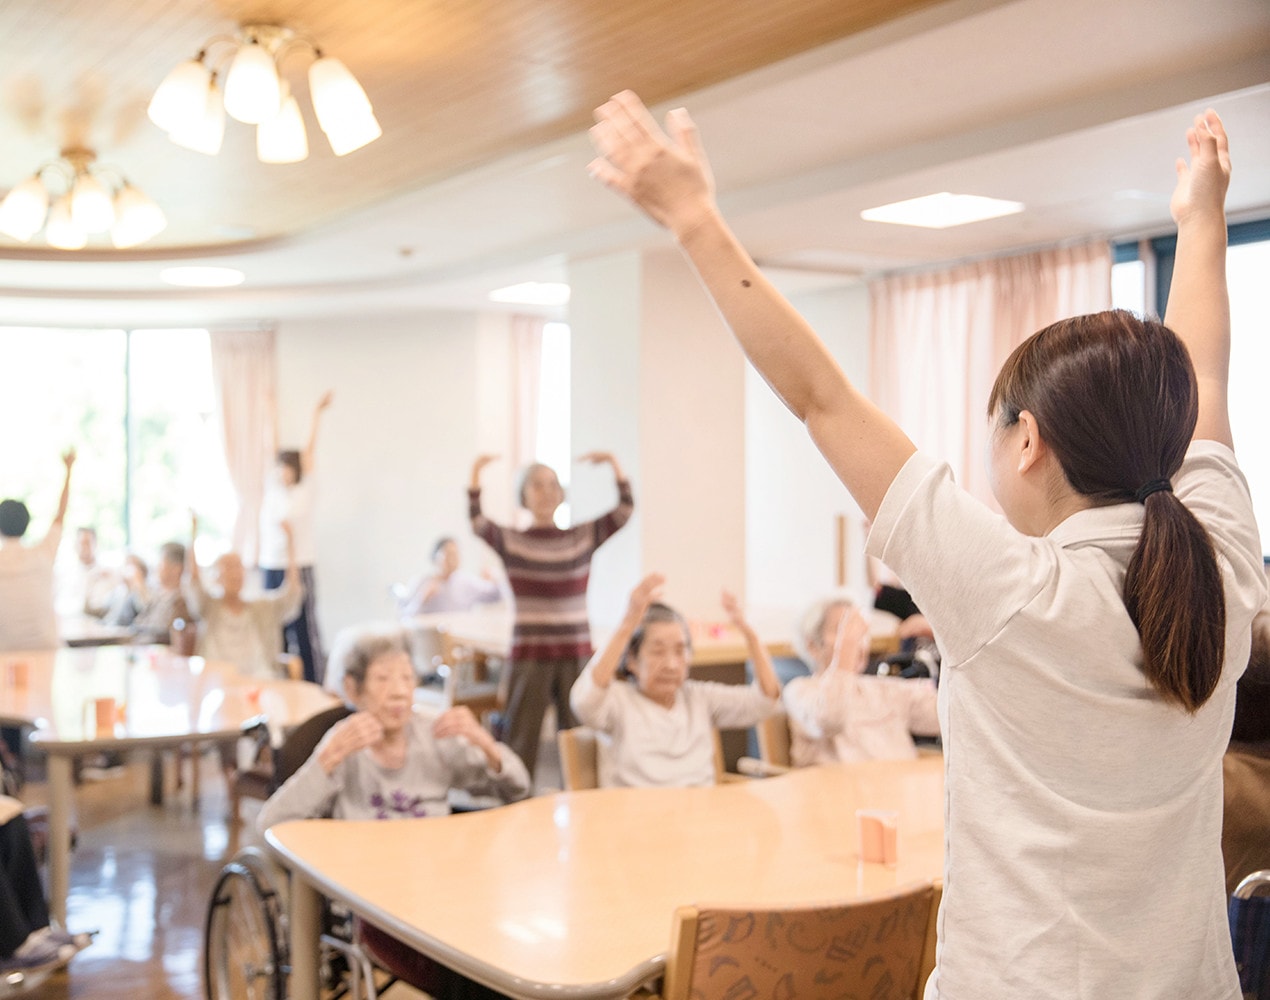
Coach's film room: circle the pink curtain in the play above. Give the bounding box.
[208,328,277,563]
[510,315,545,472]
[870,242,1112,505]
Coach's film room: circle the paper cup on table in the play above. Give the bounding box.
[93,697,117,736]
[857,809,898,866]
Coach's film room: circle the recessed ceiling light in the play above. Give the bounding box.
[160,266,246,288]
[488,281,570,306]
[861,192,1024,229]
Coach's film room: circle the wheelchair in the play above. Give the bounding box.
[203,702,401,1000]
[203,844,388,1000]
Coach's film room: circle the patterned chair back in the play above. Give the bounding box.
[662,881,937,1000]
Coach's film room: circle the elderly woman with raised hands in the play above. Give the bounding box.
[257,625,528,828]
[569,574,781,787]
[784,595,939,766]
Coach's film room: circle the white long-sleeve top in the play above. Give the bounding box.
[782,669,939,765]
[570,666,778,788]
[256,708,529,831]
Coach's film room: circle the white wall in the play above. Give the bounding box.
[745,282,872,638]
[274,311,515,641]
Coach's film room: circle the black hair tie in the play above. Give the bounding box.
[1135,479,1173,503]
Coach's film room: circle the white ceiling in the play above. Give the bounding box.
[1,0,1267,328]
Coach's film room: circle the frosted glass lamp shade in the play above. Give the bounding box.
[257,95,309,163]
[224,41,282,124]
[309,57,381,155]
[0,176,49,242]
[71,172,115,233]
[110,185,167,248]
[45,195,87,250]
[168,81,226,155]
[148,59,212,134]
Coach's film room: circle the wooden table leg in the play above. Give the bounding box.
[47,754,73,926]
[149,750,164,805]
[289,873,321,999]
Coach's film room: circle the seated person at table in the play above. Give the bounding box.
[784,596,940,766]
[0,449,74,654]
[55,526,118,620]
[0,804,91,975]
[128,541,193,645]
[100,553,149,628]
[397,536,503,618]
[260,626,526,1000]
[570,574,780,787]
[185,514,301,678]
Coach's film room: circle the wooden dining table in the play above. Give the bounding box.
[267,756,945,999]
[0,644,338,923]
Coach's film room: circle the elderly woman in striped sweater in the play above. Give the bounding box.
[468,452,634,782]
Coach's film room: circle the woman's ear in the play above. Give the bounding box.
[1015,409,1046,475]
[343,675,360,705]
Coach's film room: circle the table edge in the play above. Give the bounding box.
[265,828,667,1000]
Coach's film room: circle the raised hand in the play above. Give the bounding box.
[1170,110,1230,226]
[829,607,871,675]
[320,712,385,772]
[589,91,717,239]
[316,390,334,411]
[433,706,499,766]
[470,454,500,487]
[626,572,666,623]
[720,589,748,631]
[61,447,77,470]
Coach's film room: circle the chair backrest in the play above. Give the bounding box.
[756,711,791,769]
[271,704,354,792]
[557,727,599,791]
[558,727,743,791]
[661,881,937,1000]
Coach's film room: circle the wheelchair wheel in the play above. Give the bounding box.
[203,851,287,1000]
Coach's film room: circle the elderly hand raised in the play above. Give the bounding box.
[317,712,385,774]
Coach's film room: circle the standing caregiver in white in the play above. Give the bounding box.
[589,96,1263,1000]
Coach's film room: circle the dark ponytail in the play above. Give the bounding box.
[988,310,1225,712]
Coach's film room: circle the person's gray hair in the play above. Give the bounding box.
[325,623,412,702]
[794,594,859,665]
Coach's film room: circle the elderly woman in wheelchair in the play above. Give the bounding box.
[204,625,529,1000]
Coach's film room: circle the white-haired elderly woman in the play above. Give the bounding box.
[783,596,939,766]
[258,625,529,829]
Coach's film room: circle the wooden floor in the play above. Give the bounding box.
[19,739,563,999]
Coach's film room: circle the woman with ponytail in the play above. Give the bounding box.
[591,99,1264,999]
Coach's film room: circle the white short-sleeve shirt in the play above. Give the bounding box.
[868,440,1265,1000]
[0,526,62,652]
[259,478,316,569]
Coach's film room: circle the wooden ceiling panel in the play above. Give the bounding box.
[0,0,947,252]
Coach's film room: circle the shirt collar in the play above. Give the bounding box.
[1047,501,1143,549]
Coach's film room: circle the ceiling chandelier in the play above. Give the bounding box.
[147,23,381,163]
[0,148,166,249]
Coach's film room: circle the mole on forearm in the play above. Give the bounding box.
[741,279,751,287]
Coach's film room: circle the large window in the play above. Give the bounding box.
[0,327,235,564]
[1113,221,1270,554]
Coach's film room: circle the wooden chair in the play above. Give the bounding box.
[737,711,793,778]
[557,727,741,791]
[645,880,941,1000]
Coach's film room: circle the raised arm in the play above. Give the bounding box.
[581,573,664,692]
[720,590,780,699]
[589,92,915,519]
[301,391,334,474]
[1163,110,1233,449]
[51,448,75,528]
[578,450,627,483]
